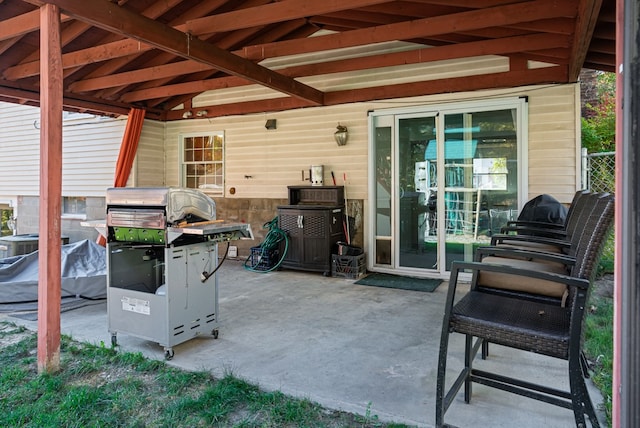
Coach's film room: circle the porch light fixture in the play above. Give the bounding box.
[196,110,208,117]
[265,119,277,130]
[182,111,193,119]
[334,124,348,146]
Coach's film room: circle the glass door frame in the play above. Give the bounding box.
[394,112,440,276]
[368,97,528,278]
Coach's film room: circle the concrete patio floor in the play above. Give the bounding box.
[6,259,604,427]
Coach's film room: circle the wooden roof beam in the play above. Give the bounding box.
[185,0,392,35]
[25,0,325,105]
[118,32,571,102]
[78,0,233,84]
[9,0,574,82]
[0,10,40,41]
[568,0,604,80]
[0,79,163,119]
[241,0,577,61]
[164,66,568,120]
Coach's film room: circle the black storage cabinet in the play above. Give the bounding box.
[278,186,345,275]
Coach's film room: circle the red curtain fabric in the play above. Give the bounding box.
[97,107,146,246]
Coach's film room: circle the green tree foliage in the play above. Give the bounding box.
[582,72,616,153]
[1,209,13,236]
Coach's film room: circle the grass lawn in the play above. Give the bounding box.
[584,277,614,427]
[0,322,410,428]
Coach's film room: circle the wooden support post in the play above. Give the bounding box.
[37,3,63,374]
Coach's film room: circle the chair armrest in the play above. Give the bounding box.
[490,234,572,249]
[475,245,576,266]
[451,260,589,291]
[505,220,565,230]
[442,261,589,330]
[499,225,568,239]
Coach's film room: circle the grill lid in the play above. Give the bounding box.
[106,187,216,224]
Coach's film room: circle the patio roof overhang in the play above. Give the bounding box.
[0,0,616,121]
[4,2,634,423]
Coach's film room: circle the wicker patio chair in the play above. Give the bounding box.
[435,193,614,428]
[489,191,596,255]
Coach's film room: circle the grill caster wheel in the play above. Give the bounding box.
[164,349,174,360]
[111,334,117,348]
[212,329,219,339]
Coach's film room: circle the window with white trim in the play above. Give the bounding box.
[181,132,224,196]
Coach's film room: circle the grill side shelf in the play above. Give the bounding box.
[166,222,254,244]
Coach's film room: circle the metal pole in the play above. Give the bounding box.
[617,0,640,426]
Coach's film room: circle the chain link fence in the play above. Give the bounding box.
[584,150,616,193]
[584,150,616,273]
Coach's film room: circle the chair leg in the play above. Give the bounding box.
[464,334,473,403]
[435,317,452,427]
[580,351,591,379]
[568,350,593,427]
[482,340,489,359]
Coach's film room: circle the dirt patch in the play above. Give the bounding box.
[0,323,32,348]
[593,273,614,299]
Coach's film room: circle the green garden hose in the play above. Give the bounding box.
[243,217,289,273]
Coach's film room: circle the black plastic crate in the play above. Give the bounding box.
[249,246,280,271]
[331,253,366,279]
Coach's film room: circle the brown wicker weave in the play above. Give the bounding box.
[435,193,614,428]
[489,190,597,255]
[496,189,591,239]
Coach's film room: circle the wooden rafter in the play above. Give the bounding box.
[163,66,568,120]
[569,0,604,80]
[0,0,615,117]
[36,0,325,105]
[185,0,392,34]
[116,33,571,103]
[240,0,577,61]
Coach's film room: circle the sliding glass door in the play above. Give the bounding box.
[397,114,438,270]
[369,99,525,277]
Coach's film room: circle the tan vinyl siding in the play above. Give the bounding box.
[1,84,579,208]
[527,84,580,203]
[165,104,369,201]
[167,83,580,206]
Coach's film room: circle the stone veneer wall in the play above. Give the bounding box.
[14,196,364,259]
[213,198,364,259]
[15,196,106,243]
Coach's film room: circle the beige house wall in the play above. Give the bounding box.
[165,83,581,205]
[0,80,580,248]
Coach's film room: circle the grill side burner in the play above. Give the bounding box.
[104,187,253,359]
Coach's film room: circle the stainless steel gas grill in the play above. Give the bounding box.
[105,187,252,359]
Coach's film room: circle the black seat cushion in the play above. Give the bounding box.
[449,291,571,359]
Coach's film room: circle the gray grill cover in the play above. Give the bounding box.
[0,239,106,305]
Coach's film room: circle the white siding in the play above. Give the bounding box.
[0,103,172,198]
[0,103,42,198]
[61,116,127,196]
[0,103,127,198]
[133,119,165,187]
